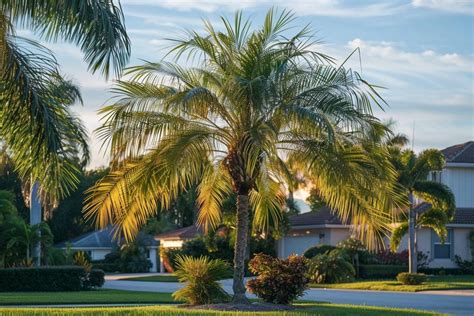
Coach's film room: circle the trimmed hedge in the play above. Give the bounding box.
[419,267,465,275]
[0,266,85,292]
[92,262,121,273]
[397,272,427,285]
[0,266,105,292]
[359,264,406,279]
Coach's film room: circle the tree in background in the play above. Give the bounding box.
[85,10,401,303]
[390,149,455,273]
[47,168,109,243]
[1,0,130,265]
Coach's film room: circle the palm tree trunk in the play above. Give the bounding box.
[30,181,42,267]
[408,191,417,273]
[232,193,251,304]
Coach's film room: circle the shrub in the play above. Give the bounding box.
[246,253,309,304]
[307,250,355,284]
[0,266,86,291]
[359,264,406,279]
[454,255,474,274]
[91,262,121,273]
[172,255,230,305]
[87,269,105,288]
[396,272,427,285]
[303,244,336,259]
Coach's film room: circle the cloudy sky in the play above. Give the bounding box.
[29,0,473,169]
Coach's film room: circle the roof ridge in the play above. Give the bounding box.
[449,141,473,162]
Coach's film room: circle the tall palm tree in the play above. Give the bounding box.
[1,0,130,265]
[389,149,455,273]
[85,10,401,303]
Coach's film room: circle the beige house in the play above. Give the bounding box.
[278,141,474,268]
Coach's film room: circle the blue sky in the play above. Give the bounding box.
[25,0,474,168]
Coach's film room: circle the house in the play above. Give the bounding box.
[278,141,474,268]
[155,225,202,273]
[56,226,159,272]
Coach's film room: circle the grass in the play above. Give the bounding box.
[121,274,179,282]
[0,290,175,306]
[0,303,444,315]
[310,275,474,292]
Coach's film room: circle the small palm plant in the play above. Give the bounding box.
[172,255,230,305]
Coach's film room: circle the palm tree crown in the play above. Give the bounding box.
[85,9,401,302]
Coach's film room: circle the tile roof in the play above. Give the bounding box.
[56,226,158,248]
[154,225,202,240]
[450,208,474,225]
[288,204,474,227]
[442,141,474,163]
[289,206,344,227]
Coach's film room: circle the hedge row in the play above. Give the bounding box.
[359,264,407,279]
[0,266,104,292]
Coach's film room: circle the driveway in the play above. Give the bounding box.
[104,278,474,316]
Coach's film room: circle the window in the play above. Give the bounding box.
[430,171,442,183]
[432,229,453,259]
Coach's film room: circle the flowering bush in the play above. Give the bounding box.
[246,253,309,304]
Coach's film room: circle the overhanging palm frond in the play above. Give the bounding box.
[413,181,456,219]
[390,222,408,252]
[2,0,131,78]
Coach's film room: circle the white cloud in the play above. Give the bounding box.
[122,0,407,17]
[411,0,474,15]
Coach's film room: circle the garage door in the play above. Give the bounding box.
[282,236,320,258]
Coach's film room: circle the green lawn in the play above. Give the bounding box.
[310,275,474,292]
[0,290,175,305]
[0,303,444,316]
[120,274,179,282]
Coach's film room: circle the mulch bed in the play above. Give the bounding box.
[186,302,295,311]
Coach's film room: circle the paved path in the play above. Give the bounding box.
[104,279,474,315]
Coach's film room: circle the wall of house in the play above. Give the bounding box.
[398,227,473,268]
[440,166,474,208]
[277,227,351,258]
[91,249,111,260]
[148,248,158,272]
[327,228,351,245]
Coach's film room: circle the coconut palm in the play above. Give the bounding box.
[389,149,455,273]
[1,0,130,265]
[85,10,401,303]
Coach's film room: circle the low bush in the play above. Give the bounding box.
[246,253,309,304]
[359,264,406,279]
[307,250,355,284]
[92,262,121,273]
[87,269,105,288]
[418,267,464,275]
[303,244,336,259]
[454,255,474,274]
[172,255,230,305]
[0,266,86,291]
[396,272,427,285]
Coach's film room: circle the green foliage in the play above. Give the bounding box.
[306,189,325,212]
[303,245,336,259]
[469,231,474,259]
[47,168,108,243]
[86,269,105,288]
[454,255,474,274]
[247,253,309,304]
[172,255,230,305]
[307,250,355,284]
[86,9,402,252]
[0,266,87,291]
[396,272,427,285]
[360,265,407,279]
